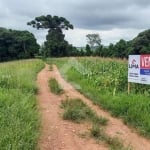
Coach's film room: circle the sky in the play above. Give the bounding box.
[0,0,150,47]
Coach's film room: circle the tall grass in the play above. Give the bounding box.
[48,78,63,95]
[61,98,130,149]
[0,59,44,150]
[60,98,107,125]
[46,57,150,138]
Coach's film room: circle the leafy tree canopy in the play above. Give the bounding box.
[27,15,74,57]
[85,44,92,56]
[27,15,73,31]
[131,29,150,54]
[86,34,101,49]
[97,29,150,58]
[0,27,39,61]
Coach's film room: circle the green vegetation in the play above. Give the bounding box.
[28,15,77,57]
[86,29,150,58]
[61,98,130,149]
[131,29,150,54]
[0,28,39,62]
[0,59,44,150]
[70,29,150,58]
[60,98,107,125]
[90,125,130,150]
[90,124,102,138]
[102,29,150,58]
[1,14,150,60]
[49,65,53,71]
[49,78,63,95]
[46,57,150,138]
[100,29,150,58]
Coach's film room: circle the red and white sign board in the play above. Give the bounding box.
[128,55,150,84]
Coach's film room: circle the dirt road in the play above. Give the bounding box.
[37,64,150,150]
[37,64,107,150]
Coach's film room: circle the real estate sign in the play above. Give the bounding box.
[128,55,150,85]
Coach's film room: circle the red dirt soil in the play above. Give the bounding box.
[37,64,107,150]
[37,64,150,150]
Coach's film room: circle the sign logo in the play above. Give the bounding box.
[129,59,139,69]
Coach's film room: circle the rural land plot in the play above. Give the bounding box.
[37,64,107,150]
[37,64,150,150]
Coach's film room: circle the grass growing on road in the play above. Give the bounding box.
[61,98,107,125]
[61,98,130,150]
[49,65,53,71]
[0,59,44,150]
[49,78,63,95]
[90,124,131,150]
[46,57,150,138]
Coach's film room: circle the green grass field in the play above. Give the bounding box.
[0,59,44,150]
[1,57,149,149]
[46,57,150,138]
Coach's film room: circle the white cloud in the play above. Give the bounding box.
[0,0,150,46]
[64,28,143,47]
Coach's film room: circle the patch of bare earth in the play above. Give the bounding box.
[37,64,107,150]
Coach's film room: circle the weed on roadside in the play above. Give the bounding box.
[49,65,53,71]
[49,78,63,95]
[90,124,132,150]
[61,98,131,150]
[61,98,107,125]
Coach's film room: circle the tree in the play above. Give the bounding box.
[101,46,109,57]
[14,30,39,58]
[79,48,85,56]
[107,43,114,57]
[27,15,74,57]
[131,29,150,54]
[85,44,92,56]
[113,39,127,58]
[0,28,39,61]
[94,45,103,56]
[86,34,101,50]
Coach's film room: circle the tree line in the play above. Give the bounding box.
[28,15,150,58]
[0,14,150,62]
[80,29,150,58]
[0,27,39,61]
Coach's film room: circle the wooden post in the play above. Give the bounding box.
[128,82,130,94]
